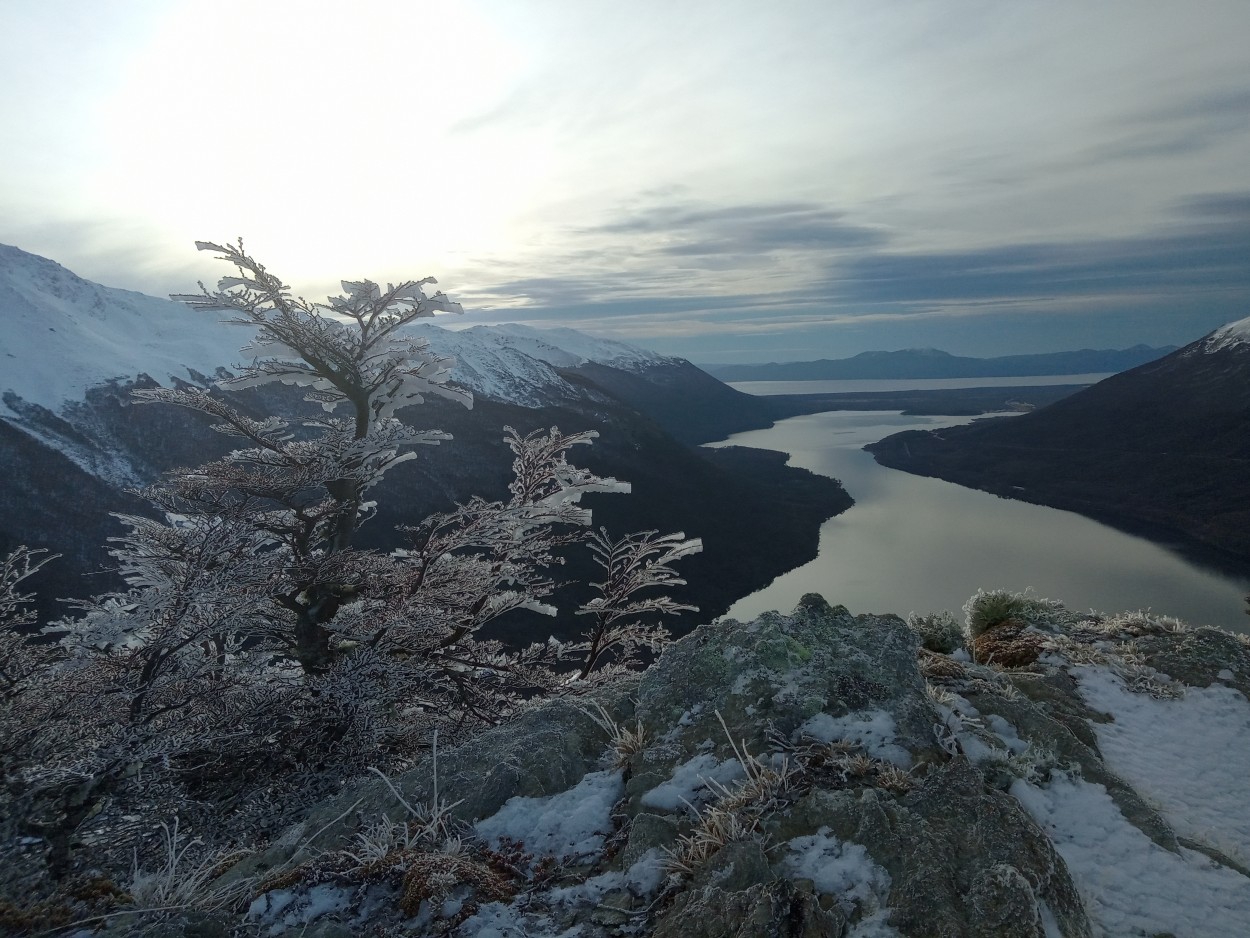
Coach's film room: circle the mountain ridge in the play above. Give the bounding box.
[0,244,851,627]
[704,344,1177,381]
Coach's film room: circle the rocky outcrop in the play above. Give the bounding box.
[150,592,1250,937]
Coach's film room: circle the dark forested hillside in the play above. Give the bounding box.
[3,373,849,631]
[867,327,1250,567]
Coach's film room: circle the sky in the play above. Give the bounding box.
[1,0,1248,364]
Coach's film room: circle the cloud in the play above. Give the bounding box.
[589,202,889,255]
[1092,87,1250,162]
[821,209,1250,307]
[452,190,1250,359]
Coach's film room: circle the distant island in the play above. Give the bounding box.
[702,345,1176,382]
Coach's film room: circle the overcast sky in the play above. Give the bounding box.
[2,0,1248,362]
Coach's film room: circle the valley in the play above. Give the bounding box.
[709,409,1250,632]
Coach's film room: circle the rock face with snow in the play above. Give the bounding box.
[193,591,1250,938]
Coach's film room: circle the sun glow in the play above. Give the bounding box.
[87,0,536,284]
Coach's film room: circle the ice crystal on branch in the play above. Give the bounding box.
[1,241,701,896]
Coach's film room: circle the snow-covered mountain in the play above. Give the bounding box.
[1,243,849,628]
[0,243,678,418]
[0,244,242,415]
[1189,313,1250,355]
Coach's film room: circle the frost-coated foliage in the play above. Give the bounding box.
[961,587,1085,641]
[905,610,964,653]
[0,242,700,918]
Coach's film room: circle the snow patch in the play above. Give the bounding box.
[783,827,897,933]
[1010,773,1250,937]
[454,850,665,938]
[474,769,624,863]
[798,710,912,768]
[1074,665,1250,865]
[640,754,746,811]
[247,882,353,936]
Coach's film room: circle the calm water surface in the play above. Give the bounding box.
[708,411,1250,632]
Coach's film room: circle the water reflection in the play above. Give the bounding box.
[708,411,1250,633]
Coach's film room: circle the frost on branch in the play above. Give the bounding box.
[172,239,471,420]
[0,241,703,905]
[575,528,703,679]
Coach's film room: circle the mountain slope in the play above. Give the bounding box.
[707,344,1175,381]
[0,244,849,626]
[867,317,1250,565]
[0,244,243,414]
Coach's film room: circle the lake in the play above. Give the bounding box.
[707,410,1250,633]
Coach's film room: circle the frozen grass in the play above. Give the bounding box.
[661,712,799,877]
[128,817,251,913]
[579,700,649,769]
[906,610,963,653]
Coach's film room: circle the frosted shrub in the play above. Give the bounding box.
[963,588,1084,640]
[963,590,1026,640]
[907,610,964,653]
[0,240,701,900]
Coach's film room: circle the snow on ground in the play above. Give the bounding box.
[640,753,746,811]
[454,849,666,937]
[1074,665,1250,865]
[782,827,897,932]
[797,710,913,768]
[474,769,624,863]
[1011,773,1250,938]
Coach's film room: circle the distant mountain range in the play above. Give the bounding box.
[0,244,848,627]
[867,317,1250,566]
[703,345,1177,382]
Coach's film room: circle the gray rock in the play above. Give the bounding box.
[217,595,1144,937]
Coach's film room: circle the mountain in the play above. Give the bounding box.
[867,317,1250,566]
[704,345,1176,382]
[0,244,849,626]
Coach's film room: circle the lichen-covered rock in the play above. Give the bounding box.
[200,591,1250,937]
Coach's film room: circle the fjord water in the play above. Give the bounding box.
[708,411,1250,632]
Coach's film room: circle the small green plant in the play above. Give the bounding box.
[963,590,1026,640]
[907,610,964,653]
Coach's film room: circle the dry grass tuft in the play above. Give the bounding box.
[580,700,650,769]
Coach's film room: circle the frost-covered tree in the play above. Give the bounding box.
[0,241,700,893]
[161,239,474,673]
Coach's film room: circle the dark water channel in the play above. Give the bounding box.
[707,411,1250,633]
